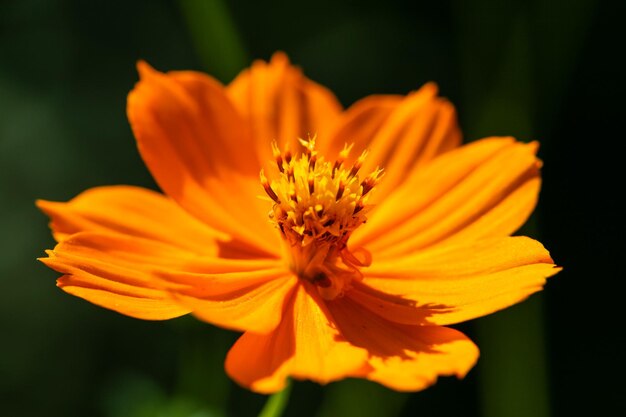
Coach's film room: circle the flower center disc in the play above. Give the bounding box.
[261,137,383,300]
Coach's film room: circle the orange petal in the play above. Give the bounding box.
[366,328,479,391]
[165,270,297,334]
[346,281,437,325]
[41,231,285,322]
[327,295,479,391]
[127,62,280,253]
[41,233,190,320]
[227,52,343,167]
[354,137,541,255]
[321,83,461,200]
[37,185,227,249]
[225,283,370,393]
[363,236,561,325]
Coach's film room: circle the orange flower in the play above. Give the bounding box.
[38,52,560,393]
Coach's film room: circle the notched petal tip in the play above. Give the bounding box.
[418,81,439,96]
[270,50,290,65]
[55,276,68,288]
[518,236,557,264]
[526,140,540,153]
[35,198,48,210]
[39,249,56,260]
[38,251,64,271]
[136,60,159,79]
[35,198,61,216]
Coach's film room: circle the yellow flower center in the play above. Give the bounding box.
[261,137,383,300]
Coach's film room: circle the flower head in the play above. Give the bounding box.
[38,52,560,393]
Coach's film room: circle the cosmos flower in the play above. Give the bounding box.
[38,52,560,393]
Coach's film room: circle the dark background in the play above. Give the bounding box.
[1,1,623,416]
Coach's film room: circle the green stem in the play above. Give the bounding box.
[453,1,596,414]
[453,3,547,417]
[258,381,292,417]
[178,0,248,82]
[475,297,550,417]
[315,380,406,417]
[174,320,233,413]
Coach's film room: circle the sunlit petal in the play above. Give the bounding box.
[363,236,560,325]
[328,295,478,391]
[228,52,343,168]
[225,283,370,393]
[321,83,461,200]
[128,62,280,254]
[354,137,541,254]
[41,231,286,323]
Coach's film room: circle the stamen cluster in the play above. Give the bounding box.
[260,137,383,299]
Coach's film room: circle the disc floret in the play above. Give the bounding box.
[261,137,383,299]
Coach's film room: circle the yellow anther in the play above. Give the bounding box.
[361,167,384,196]
[260,139,382,300]
[271,141,284,173]
[308,172,315,195]
[339,143,354,160]
[349,149,369,178]
[260,169,280,203]
[336,180,345,201]
[298,135,317,156]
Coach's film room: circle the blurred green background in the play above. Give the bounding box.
[1,0,623,416]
